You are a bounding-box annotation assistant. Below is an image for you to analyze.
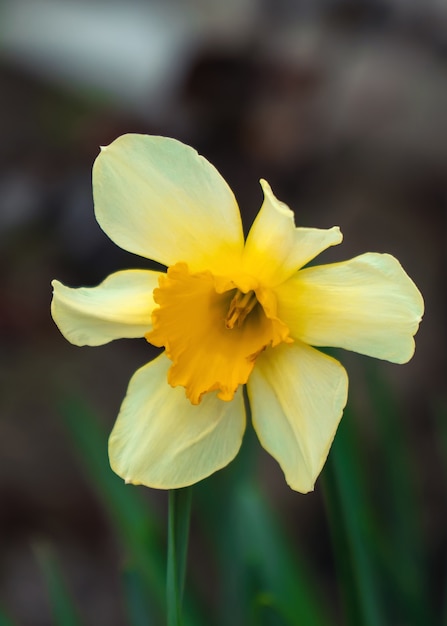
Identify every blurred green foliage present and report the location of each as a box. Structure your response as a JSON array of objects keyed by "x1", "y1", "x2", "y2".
[
  {"x1": 34, "y1": 544, "x2": 84, "y2": 626},
  {"x1": 15, "y1": 368, "x2": 441, "y2": 626},
  {"x1": 0, "y1": 608, "x2": 18, "y2": 626}
]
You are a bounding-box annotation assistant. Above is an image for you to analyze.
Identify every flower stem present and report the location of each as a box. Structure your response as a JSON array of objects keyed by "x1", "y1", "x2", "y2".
[{"x1": 167, "y1": 487, "x2": 193, "y2": 626}]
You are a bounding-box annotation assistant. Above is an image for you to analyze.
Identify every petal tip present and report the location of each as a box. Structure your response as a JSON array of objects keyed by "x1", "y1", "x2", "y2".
[
  {"x1": 288, "y1": 477, "x2": 316, "y2": 494},
  {"x1": 259, "y1": 178, "x2": 271, "y2": 192},
  {"x1": 333, "y1": 226, "x2": 343, "y2": 243}
]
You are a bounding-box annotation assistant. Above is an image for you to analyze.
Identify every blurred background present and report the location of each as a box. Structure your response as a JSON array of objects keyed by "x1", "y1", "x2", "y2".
[{"x1": 0, "y1": 0, "x2": 445, "y2": 624}]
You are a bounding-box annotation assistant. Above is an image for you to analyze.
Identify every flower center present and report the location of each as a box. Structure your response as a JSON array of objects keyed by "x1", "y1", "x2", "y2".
[
  {"x1": 225, "y1": 290, "x2": 258, "y2": 329},
  {"x1": 146, "y1": 263, "x2": 291, "y2": 404}
]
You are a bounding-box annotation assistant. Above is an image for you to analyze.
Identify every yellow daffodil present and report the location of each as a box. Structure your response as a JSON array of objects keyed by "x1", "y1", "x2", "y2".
[{"x1": 51, "y1": 134, "x2": 424, "y2": 492}]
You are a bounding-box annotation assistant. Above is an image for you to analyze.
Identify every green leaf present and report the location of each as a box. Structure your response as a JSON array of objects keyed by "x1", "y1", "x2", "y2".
[
  {"x1": 58, "y1": 395, "x2": 166, "y2": 611},
  {"x1": 58, "y1": 394, "x2": 205, "y2": 626},
  {"x1": 196, "y1": 423, "x2": 329, "y2": 626},
  {"x1": 0, "y1": 607, "x2": 18, "y2": 626},
  {"x1": 322, "y1": 410, "x2": 385, "y2": 626},
  {"x1": 34, "y1": 543, "x2": 84, "y2": 626},
  {"x1": 366, "y1": 364, "x2": 433, "y2": 625},
  {"x1": 122, "y1": 566, "x2": 158, "y2": 626}
]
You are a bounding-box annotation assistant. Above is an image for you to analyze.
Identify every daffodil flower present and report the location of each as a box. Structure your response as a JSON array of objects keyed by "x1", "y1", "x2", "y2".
[{"x1": 51, "y1": 134, "x2": 424, "y2": 492}]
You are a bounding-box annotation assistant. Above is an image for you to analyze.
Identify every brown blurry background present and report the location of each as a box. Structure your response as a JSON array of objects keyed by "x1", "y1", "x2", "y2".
[{"x1": 0, "y1": 1, "x2": 445, "y2": 624}]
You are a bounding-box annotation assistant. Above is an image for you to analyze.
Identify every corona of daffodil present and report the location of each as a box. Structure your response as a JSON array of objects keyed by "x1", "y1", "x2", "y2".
[{"x1": 51, "y1": 134, "x2": 424, "y2": 492}]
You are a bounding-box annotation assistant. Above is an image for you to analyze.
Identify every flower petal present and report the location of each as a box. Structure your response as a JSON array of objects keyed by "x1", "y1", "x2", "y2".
[
  {"x1": 276, "y1": 253, "x2": 424, "y2": 364},
  {"x1": 243, "y1": 180, "x2": 342, "y2": 287},
  {"x1": 247, "y1": 342, "x2": 348, "y2": 493},
  {"x1": 93, "y1": 134, "x2": 244, "y2": 273},
  {"x1": 51, "y1": 269, "x2": 160, "y2": 346},
  {"x1": 109, "y1": 354, "x2": 246, "y2": 489}
]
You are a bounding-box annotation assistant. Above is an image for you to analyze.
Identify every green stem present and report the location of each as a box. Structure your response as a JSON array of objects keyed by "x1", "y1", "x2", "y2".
[{"x1": 167, "y1": 487, "x2": 193, "y2": 626}]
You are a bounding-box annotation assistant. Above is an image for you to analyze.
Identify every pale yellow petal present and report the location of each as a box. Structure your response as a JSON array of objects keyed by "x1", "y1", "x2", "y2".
[
  {"x1": 93, "y1": 134, "x2": 244, "y2": 273},
  {"x1": 243, "y1": 180, "x2": 342, "y2": 287},
  {"x1": 109, "y1": 354, "x2": 246, "y2": 489},
  {"x1": 51, "y1": 269, "x2": 160, "y2": 346},
  {"x1": 247, "y1": 343, "x2": 348, "y2": 493},
  {"x1": 276, "y1": 253, "x2": 424, "y2": 363}
]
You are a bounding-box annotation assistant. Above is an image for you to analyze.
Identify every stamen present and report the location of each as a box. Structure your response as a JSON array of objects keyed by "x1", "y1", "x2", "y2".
[{"x1": 225, "y1": 290, "x2": 258, "y2": 329}]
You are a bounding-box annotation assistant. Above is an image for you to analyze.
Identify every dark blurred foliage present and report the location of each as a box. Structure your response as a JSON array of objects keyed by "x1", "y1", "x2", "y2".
[{"x1": 1, "y1": 1, "x2": 446, "y2": 623}]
